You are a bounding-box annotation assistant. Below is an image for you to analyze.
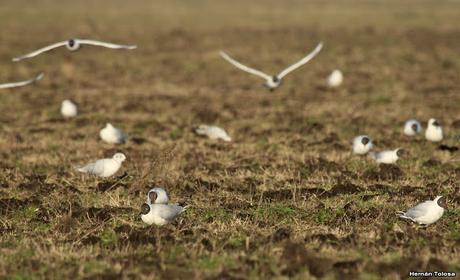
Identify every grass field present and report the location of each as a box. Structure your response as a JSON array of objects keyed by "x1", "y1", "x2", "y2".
[{"x1": 0, "y1": 0, "x2": 460, "y2": 279}]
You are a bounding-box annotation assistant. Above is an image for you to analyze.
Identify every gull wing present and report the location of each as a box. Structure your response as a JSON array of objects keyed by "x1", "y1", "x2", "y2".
[
  {"x1": 156, "y1": 204, "x2": 186, "y2": 221},
  {"x1": 403, "y1": 201, "x2": 432, "y2": 218},
  {"x1": 220, "y1": 51, "x2": 271, "y2": 81},
  {"x1": 13, "y1": 41, "x2": 68, "y2": 61},
  {"x1": 77, "y1": 159, "x2": 106, "y2": 175},
  {"x1": 78, "y1": 39, "x2": 137, "y2": 49},
  {"x1": 0, "y1": 73, "x2": 44, "y2": 89},
  {"x1": 77, "y1": 163, "x2": 97, "y2": 174},
  {"x1": 277, "y1": 42, "x2": 323, "y2": 79}
]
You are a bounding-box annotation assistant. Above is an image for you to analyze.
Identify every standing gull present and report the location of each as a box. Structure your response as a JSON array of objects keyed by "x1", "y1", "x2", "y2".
[
  {"x1": 13, "y1": 39, "x2": 136, "y2": 61},
  {"x1": 77, "y1": 153, "x2": 126, "y2": 178},
  {"x1": 398, "y1": 196, "x2": 445, "y2": 226},
  {"x1": 220, "y1": 43, "x2": 323, "y2": 90},
  {"x1": 100, "y1": 123, "x2": 128, "y2": 144},
  {"x1": 61, "y1": 100, "x2": 78, "y2": 118},
  {"x1": 326, "y1": 69, "x2": 343, "y2": 88},
  {"x1": 425, "y1": 118, "x2": 443, "y2": 142}
]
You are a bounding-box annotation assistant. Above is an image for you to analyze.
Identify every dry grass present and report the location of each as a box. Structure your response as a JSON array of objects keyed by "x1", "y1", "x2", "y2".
[{"x1": 0, "y1": 0, "x2": 460, "y2": 279}]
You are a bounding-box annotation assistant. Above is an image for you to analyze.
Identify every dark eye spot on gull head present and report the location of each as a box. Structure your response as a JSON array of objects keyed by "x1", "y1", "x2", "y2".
[
  {"x1": 149, "y1": 191, "x2": 158, "y2": 203},
  {"x1": 437, "y1": 196, "x2": 447, "y2": 209},
  {"x1": 140, "y1": 203, "x2": 150, "y2": 215}
]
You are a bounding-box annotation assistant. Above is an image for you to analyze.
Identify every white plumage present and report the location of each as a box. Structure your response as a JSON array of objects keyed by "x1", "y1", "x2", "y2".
[
  {"x1": 77, "y1": 153, "x2": 126, "y2": 178},
  {"x1": 403, "y1": 119, "x2": 422, "y2": 136},
  {"x1": 146, "y1": 187, "x2": 170, "y2": 204},
  {"x1": 99, "y1": 123, "x2": 128, "y2": 144},
  {"x1": 140, "y1": 188, "x2": 188, "y2": 226},
  {"x1": 398, "y1": 196, "x2": 444, "y2": 225},
  {"x1": 194, "y1": 125, "x2": 232, "y2": 142},
  {"x1": 371, "y1": 148, "x2": 402, "y2": 164},
  {"x1": 352, "y1": 135, "x2": 373, "y2": 155},
  {"x1": 425, "y1": 118, "x2": 443, "y2": 142},
  {"x1": 61, "y1": 100, "x2": 78, "y2": 118},
  {"x1": 220, "y1": 43, "x2": 323, "y2": 90},
  {"x1": 13, "y1": 38, "x2": 136, "y2": 61},
  {"x1": 326, "y1": 69, "x2": 343, "y2": 88},
  {"x1": 0, "y1": 73, "x2": 44, "y2": 89}
]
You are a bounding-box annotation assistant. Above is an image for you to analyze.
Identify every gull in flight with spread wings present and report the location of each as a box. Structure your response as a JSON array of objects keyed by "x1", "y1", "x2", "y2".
[
  {"x1": 13, "y1": 38, "x2": 137, "y2": 61},
  {"x1": 220, "y1": 42, "x2": 323, "y2": 90},
  {"x1": 0, "y1": 73, "x2": 44, "y2": 89}
]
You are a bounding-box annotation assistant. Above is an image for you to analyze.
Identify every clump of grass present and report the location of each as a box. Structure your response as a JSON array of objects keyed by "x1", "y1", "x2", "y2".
[
  {"x1": 203, "y1": 208, "x2": 231, "y2": 222},
  {"x1": 100, "y1": 229, "x2": 118, "y2": 247},
  {"x1": 194, "y1": 255, "x2": 236, "y2": 271},
  {"x1": 316, "y1": 208, "x2": 334, "y2": 224},
  {"x1": 170, "y1": 128, "x2": 183, "y2": 140},
  {"x1": 253, "y1": 205, "x2": 297, "y2": 223}
]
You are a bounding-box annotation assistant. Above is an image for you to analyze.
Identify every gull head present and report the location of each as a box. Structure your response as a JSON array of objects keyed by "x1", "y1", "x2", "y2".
[
  {"x1": 147, "y1": 187, "x2": 169, "y2": 204},
  {"x1": 435, "y1": 196, "x2": 446, "y2": 208},
  {"x1": 105, "y1": 123, "x2": 115, "y2": 129},
  {"x1": 66, "y1": 39, "x2": 81, "y2": 51},
  {"x1": 404, "y1": 119, "x2": 422, "y2": 136},
  {"x1": 361, "y1": 136, "x2": 370, "y2": 145},
  {"x1": 353, "y1": 135, "x2": 373, "y2": 155},
  {"x1": 140, "y1": 203, "x2": 150, "y2": 215},
  {"x1": 112, "y1": 153, "x2": 126, "y2": 163},
  {"x1": 428, "y1": 118, "x2": 441, "y2": 127},
  {"x1": 264, "y1": 76, "x2": 280, "y2": 90},
  {"x1": 396, "y1": 148, "x2": 405, "y2": 158},
  {"x1": 62, "y1": 99, "x2": 74, "y2": 107}
]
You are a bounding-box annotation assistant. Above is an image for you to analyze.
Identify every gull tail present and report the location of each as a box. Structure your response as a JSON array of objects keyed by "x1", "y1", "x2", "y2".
[
  {"x1": 181, "y1": 205, "x2": 190, "y2": 213},
  {"x1": 75, "y1": 165, "x2": 89, "y2": 173},
  {"x1": 397, "y1": 211, "x2": 416, "y2": 222},
  {"x1": 76, "y1": 167, "x2": 86, "y2": 173}
]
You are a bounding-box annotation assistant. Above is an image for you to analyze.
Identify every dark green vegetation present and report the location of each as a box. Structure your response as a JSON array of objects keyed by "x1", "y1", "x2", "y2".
[{"x1": 0, "y1": 0, "x2": 459, "y2": 279}]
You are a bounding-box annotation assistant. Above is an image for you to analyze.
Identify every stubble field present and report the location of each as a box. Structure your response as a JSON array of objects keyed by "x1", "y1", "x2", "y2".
[{"x1": 0, "y1": 0, "x2": 459, "y2": 279}]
